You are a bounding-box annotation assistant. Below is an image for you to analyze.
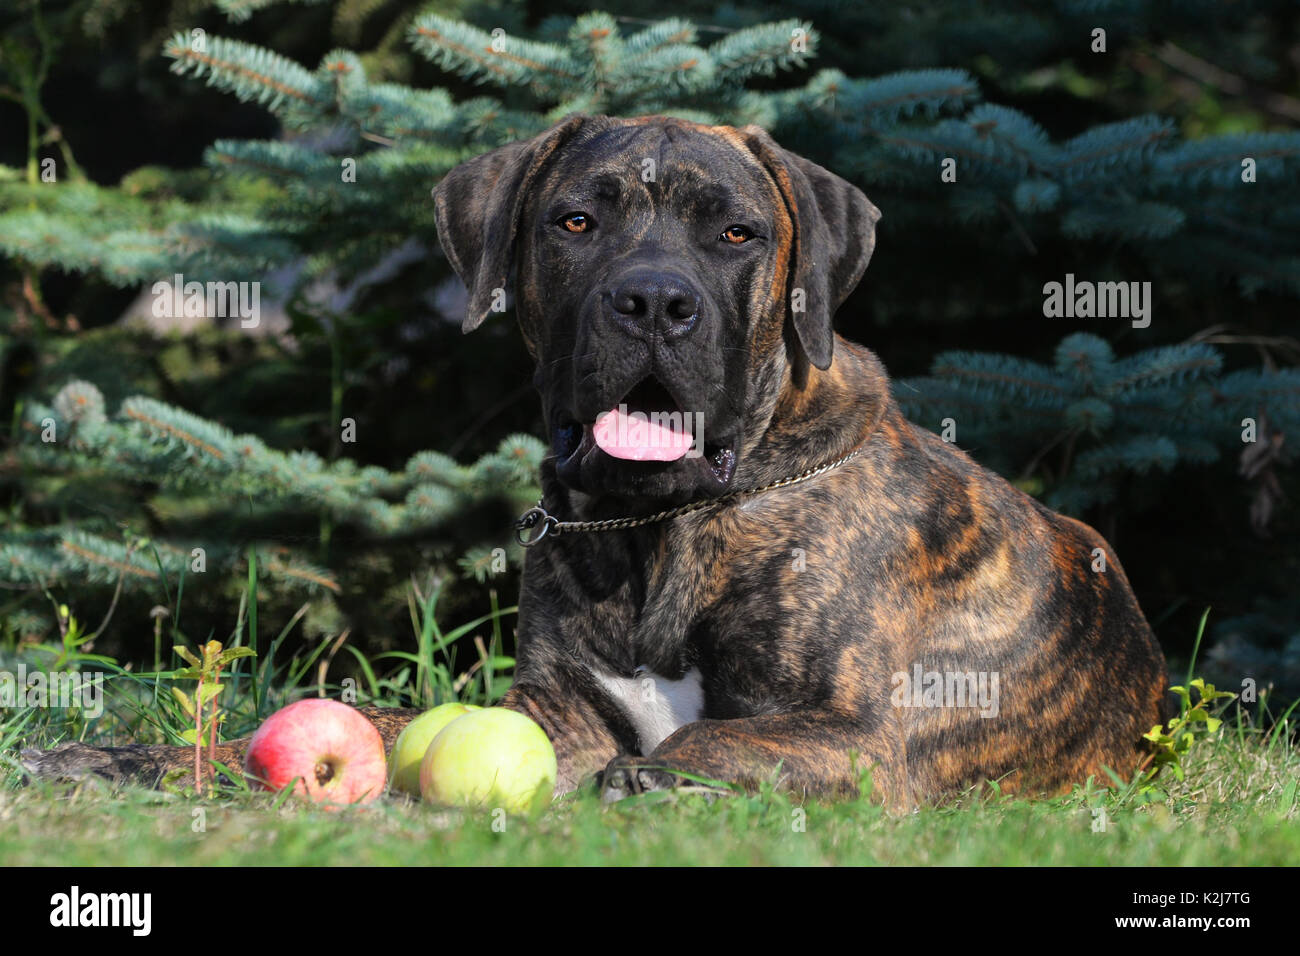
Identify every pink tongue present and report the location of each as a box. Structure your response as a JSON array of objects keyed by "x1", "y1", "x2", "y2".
[{"x1": 593, "y1": 407, "x2": 693, "y2": 461}]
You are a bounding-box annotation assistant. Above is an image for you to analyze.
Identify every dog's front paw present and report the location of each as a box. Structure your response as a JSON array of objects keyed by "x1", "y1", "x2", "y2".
[{"x1": 599, "y1": 755, "x2": 683, "y2": 803}]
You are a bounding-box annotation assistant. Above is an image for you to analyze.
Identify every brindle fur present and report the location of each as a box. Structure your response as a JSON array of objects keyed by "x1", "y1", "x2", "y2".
[{"x1": 19, "y1": 116, "x2": 1169, "y2": 809}]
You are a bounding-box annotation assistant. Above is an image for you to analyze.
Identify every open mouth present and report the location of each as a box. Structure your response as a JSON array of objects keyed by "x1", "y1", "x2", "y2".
[
  {"x1": 553, "y1": 376, "x2": 737, "y2": 486},
  {"x1": 612, "y1": 375, "x2": 681, "y2": 426}
]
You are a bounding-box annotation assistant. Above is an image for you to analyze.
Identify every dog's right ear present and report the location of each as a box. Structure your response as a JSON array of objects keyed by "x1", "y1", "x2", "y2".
[{"x1": 433, "y1": 115, "x2": 588, "y2": 333}]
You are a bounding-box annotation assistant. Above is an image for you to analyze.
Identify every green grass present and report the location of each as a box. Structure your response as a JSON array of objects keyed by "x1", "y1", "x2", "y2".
[
  {"x1": 1, "y1": 731, "x2": 1297, "y2": 865},
  {"x1": 2, "y1": 584, "x2": 1297, "y2": 866}
]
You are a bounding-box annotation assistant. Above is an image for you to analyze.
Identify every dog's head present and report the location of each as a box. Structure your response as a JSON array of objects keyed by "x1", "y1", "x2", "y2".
[{"x1": 434, "y1": 115, "x2": 879, "y2": 504}]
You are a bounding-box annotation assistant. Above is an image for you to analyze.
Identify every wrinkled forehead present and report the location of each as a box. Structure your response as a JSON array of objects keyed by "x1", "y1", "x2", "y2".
[{"x1": 533, "y1": 121, "x2": 778, "y2": 216}]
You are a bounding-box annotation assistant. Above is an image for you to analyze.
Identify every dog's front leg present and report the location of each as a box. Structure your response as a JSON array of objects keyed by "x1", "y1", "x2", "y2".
[{"x1": 599, "y1": 710, "x2": 912, "y2": 811}]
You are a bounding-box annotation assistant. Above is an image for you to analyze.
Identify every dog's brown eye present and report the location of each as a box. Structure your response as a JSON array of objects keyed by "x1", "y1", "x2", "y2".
[
  {"x1": 720, "y1": 225, "x2": 752, "y2": 244},
  {"x1": 559, "y1": 213, "x2": 590, "y2": 234}
]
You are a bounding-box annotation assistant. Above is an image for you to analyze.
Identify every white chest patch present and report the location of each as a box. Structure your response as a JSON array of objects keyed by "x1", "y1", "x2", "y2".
[{"x1": 592, "y1": 666, "x2": 705, "y2": 755}]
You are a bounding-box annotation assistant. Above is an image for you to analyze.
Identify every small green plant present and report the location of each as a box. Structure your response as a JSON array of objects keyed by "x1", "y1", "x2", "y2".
[
  {"x1": 28, "y1": 603, "x2": 116, "y2": 672},
  {"x1": 1140, "y1": 677, "x2": 1239, "y2": 784},
  {"x1": 1124, "y1": 608, "x2": 1238, "y2": 799},
  {"x1": 171, "y1": 639, "x2": 255, "y2": 795}
]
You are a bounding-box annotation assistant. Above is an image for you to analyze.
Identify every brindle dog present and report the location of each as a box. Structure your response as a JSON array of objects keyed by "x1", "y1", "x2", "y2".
[{"x1": 21, "y1": 115, "x2": 1169, "y2": 809}]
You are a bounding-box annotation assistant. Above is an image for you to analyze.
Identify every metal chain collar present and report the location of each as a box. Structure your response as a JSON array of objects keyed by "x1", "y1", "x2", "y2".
[{"x1": 514, "y1": 443, "x2": 866, "y2": 547}]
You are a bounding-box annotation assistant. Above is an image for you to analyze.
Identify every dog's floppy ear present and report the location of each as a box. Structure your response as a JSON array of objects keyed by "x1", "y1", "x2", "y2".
[
  {"x1": 739, "y1": 125, "x2": 880, "y2": 371},
  {"x1": 433, "y1": 115, "x2": 587, "y2": 333}
]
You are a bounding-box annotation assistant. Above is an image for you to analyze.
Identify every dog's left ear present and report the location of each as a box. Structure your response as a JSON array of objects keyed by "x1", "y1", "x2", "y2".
[
  {"x1": 433, "y1": 115, "x2": 588, "y2": 333},
  {"x1": 739, "y1": 126, "x2": 880, "y2": 370}
]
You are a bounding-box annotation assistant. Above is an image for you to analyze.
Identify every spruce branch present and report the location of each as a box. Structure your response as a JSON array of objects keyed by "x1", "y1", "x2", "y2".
[
  {"x1": 827, "y1": 68, "x2": 979, "y2": 122},
  {"x1": 409, "y1": 14, "x2": 581, "y2": 98},
  {"x1": 623, "y1": 17, "x2": 697, "y2": 55},
  {"x1": 1055, "y1": 116, "x2": 1176, "y2": 183},
  {"x1": 163, "y1": 33, "x2": 332, "y2": 122},
  {"x1": 707, "y1": 19, "x2": 816, "y2": 83}
]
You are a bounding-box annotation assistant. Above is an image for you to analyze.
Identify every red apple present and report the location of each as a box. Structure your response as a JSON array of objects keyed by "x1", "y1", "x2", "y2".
[{"x1": 244, "y1": 699, "x2": 387, "y2": 808}]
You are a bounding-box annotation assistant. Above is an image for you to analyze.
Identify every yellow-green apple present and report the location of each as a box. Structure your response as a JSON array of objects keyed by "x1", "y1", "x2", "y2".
[
  {"x1": 387, "y1": 701, "x2": 481, "y2": 796},
  {"x1": 420, "y1": 707, "x2": 557, "y2": 813},
  {"x1": 244, "y1": 699, "x2": 386, "y2": 808}
]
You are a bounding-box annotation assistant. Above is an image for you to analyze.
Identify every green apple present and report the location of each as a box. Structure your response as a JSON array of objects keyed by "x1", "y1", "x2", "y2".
[
  {"x1": 387, "y1": 702, "x2": 481, "y2": 796},
  {"x1": 420, "y1": 708, "x2": 557, "y2": 813}
]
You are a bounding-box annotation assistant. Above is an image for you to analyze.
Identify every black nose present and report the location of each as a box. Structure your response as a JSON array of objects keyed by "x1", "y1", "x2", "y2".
[{"x1": 610, "y1": 271, "x2": 700, "y2": 340}]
